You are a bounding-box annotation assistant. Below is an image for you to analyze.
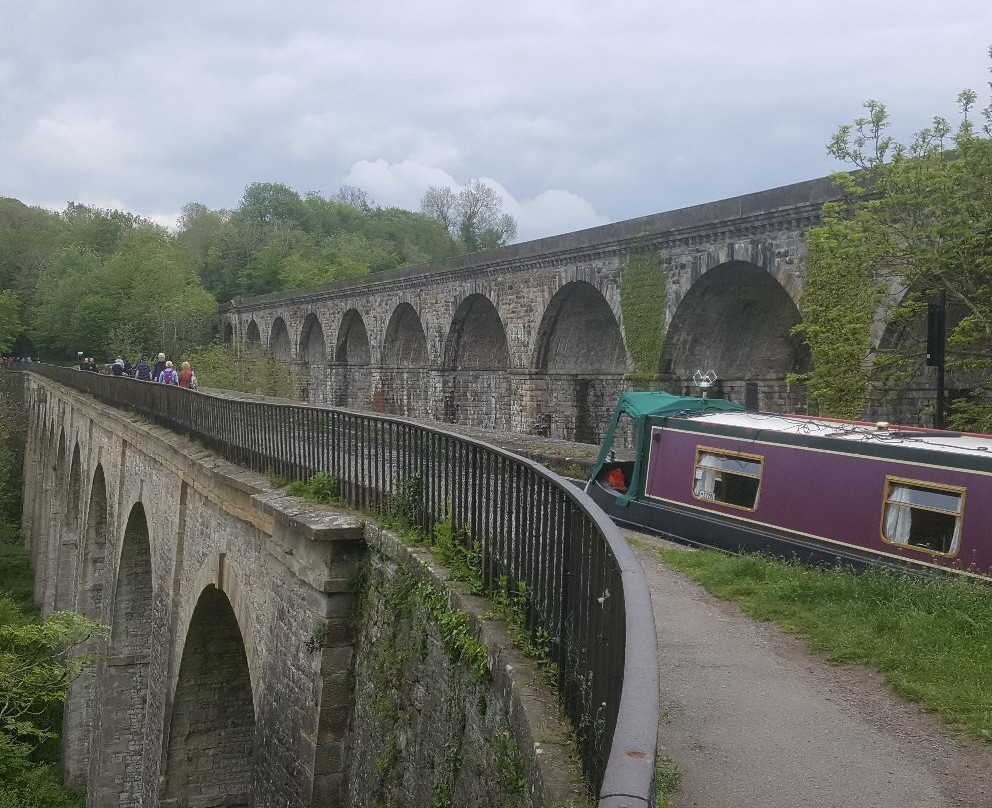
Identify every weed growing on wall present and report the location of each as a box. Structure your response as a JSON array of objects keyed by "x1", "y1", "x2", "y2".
[
  {"x1": 619, "y1": 241, "x2": 668, "y2": 386},
  {"x1": 286, "y1": 472, "x2": 339, "y2": 505},
  {"x1": 381, "y1": 473, "x2": 424, "y2": 533},
  {"x1": 414, "y1": 582, "x2": 489, "y2": 681},
  {"x1": 428, "y1": 516, "x2": 483, "y2": 594}
]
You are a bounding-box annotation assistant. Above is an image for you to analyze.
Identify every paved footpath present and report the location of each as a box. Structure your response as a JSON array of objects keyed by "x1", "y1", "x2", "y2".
[{"x1": 630, "y1": 533, "x2": 992, "y2": 808}]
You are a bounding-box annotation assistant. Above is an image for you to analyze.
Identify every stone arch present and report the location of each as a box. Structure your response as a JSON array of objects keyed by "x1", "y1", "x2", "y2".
[
  {"x1": 63, "y1": 463, "x2": 110, "y2": 786},
  {"x1": 660, "y1": 260, "x2": 808, "y2": 409},
  {"x1": 534, "y1": 281, "x2": 626, "y2": 374},
  {"x1": 441, "y1": 294, "x2": 510, "y2": 429},
  {"x1": 869, "y1": 289, "x2": 977, "y2": 425},
  {"x1": 246, "y1": 319, "x2": 262, "y2": 349},
  {"x1": 299, "y1": 312, "x2": 327, "y2": 364},
  {"x1": 55, "y1": 443, "x2": 83, "y2": 610},
  {"x1": 375, "y1": 303, "x2": 429, "y2": 416},
  {"x1": 92, "y1": 502, "x2": 155, "y2": 808},
  {"x1": 331, "y1": 309, "x2": 372, "y2": 408},
  {"x1": 223, "y1": 321, "x2": 235, "y2": 344},
  {"x1": 335, "y1": 309, "x2": 371, "y2": 365},
  {"x1": 382, "y1": 302, "x2": 428, "y2": 367},
  {"x1": 162, "y1": 585, "x2": 255, "y2": 806},
  {"x1": 299, "y1": 313, "x2": 328, "y2": 403},
  {"x1": 530, "y1": 281, "x2": 627, "y2": 443},
  {"x1": 269, "y1": 316, "x2": 291, "y2": 360},
  {"x1": 40, "y1": 428, "x2": 69, "y2": 612}
]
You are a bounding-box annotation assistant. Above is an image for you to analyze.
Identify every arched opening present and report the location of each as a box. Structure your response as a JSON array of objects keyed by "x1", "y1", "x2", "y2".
[
  {"x1": 223, "y1": 321, "x2": 235, "y2": 345},
  {"x1": 442, "y1": 294, "x2": 510, "y2": 429},
  {"x1": 532, "y1": 281, "x2": 627, "y2": 443},
  {"x1": 162, "y1": 585, "x2": 255, "y2": 806},
  {"x1": 40, "y1": 429, "x2": 69, "y2": 612},
  {"x1": 660, "y1": 261, "x2": 808, "y2": 410},
  {"x1": 246, "y1": 320, "x2": 262, "y2": 350},
  {"x1": 299, "y1": 313, "x2": 327, "y2": 364},
  {"x1": 375, "y1": 303, "x2": 429, "y2": 416},
  {"x1": 382, "y1": 303, "x2": 427, "y2": 367},
  {"x1": 63, "y1": 464, "x2": 109, "y2": 787},
  {"x1": 55, "y1": 444, "x2": 82, "y2": 610},
  {"x1": 332, "y1": 309, "x2": 372, "y2": 408},
  {"x1": 91, "y1": 503, "x2": 154, "y2": 807},
  {"x1": 299, "y1": 313, "x2": 328, "y2": 403},
  {"x1": 870, "y1": 292, "x2": 977, "y2": 426},
  {"x1": 269, "y1": 317, "x2": 291, "y2": 361},
  {"x1": 335, "y1": 309, "x2": 371, "y2": 365}
]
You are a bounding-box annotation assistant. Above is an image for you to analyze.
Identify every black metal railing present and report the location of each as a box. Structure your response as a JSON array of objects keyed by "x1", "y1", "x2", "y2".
[{"x1": 31, "y1": 366, "x2": 657, "y2": 807}]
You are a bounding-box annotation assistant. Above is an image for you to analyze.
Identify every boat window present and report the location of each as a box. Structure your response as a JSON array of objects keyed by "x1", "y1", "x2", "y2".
[
  {"x1": 692, "y1": 448, "x2": 762, "y2": 510},
  {"x1": 882, "y1": 478, "x2": 964, "y2": 555}
]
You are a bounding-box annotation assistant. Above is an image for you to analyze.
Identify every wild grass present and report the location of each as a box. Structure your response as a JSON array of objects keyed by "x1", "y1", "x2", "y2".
[{"x1": 653, "y1": 547, "x2": 992, "y2": 741}]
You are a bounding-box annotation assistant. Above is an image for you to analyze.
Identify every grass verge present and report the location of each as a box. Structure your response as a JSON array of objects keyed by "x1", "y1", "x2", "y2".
[{"x1": 650, "y1": 546, "x2": 992, "y2": 741}]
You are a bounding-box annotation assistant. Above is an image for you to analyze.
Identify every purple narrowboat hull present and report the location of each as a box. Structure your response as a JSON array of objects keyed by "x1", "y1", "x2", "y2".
[{"x1": 588, "y1": 404, "x2": 992, "y2": 578}]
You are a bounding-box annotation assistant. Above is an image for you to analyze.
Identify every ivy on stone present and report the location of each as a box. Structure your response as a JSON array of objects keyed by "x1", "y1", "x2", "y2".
[{"x1": 618, "y1": 241, "x2": 668, "y2": 385}]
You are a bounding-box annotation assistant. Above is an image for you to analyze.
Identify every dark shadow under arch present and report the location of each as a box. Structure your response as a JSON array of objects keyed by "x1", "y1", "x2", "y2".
[
  {"x1": 163, "y1": 585, "x2": 255, "y2": 806},
  {"x1": 246, "y1": 320, "x2": 261, "y2": 348},
  {"x1": 63, "y1": 463, "x2": 109, "y2": 787},
  {"x1": 661, "y1": 261, "x2": 808, "y2": 407},
  {"x1": 269, "y1": 317, "x2": 291, "y2": 360},
  {"x1": 91, "y1": 502, "x2": 154, "y2": 807},
  {"x1": 382, "y1": 303, "x2": 427, "y2": 367},
  {"x1": 531, "y1": 281, "x2": 626, "y2": 443},
  {"x1": 335, "y1": 309, "x2": 371, "y2": 365},
  {"x1": 441, "y1": 294, "x2": 510, "y2": 427}
]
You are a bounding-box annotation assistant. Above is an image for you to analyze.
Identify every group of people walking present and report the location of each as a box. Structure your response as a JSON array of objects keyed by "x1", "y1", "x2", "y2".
[{"x1": 84, "y1": 352, "x2": 199, "y2": 389}]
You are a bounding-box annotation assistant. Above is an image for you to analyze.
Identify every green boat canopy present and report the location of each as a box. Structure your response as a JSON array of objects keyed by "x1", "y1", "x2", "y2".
[{"x1": 590, "y1": 391, "x2": 745, "y2": 506}]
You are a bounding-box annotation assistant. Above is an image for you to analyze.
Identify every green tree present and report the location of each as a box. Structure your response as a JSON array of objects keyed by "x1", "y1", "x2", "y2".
[
  {"x1": 0, "y1": 200, "x2": 64, "y2": 315},
  {"x1": 797, "y1": 49, "x2": 992, "y2": 426},
  {"x1": 0, "y1": 291, "x2": 21, "y2": 354},
  {"x1": 0, "y1": 603, "x2": 103, "y2": 777},
  {"x1": 32, "y1": 226, "x2": 216, "y2": 360}
]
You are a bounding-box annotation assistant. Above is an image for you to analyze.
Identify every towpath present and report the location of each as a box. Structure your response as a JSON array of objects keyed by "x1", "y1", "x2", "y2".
[{"x1": 630, "y1": 531, "x2": 992, "y2": 808}]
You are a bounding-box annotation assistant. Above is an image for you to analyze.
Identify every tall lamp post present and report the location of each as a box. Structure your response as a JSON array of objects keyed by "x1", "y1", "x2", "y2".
[{"x1": 926, "y1": 290, "x2": 946, "y2": 429}]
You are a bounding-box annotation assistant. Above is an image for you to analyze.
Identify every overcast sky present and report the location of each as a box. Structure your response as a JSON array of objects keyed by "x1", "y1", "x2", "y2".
[{"x1": 2, "y1": 1, "x2": 990, "y2": 242}]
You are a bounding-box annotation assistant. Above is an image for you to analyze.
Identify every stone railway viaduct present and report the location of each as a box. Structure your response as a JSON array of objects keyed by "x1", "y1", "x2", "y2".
[{"x1": 222, "y1": 176, "x2": 841, "y2": 445}]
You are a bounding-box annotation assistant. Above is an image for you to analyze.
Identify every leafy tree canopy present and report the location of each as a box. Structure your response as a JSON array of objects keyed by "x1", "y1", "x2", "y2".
[
  {"x1": 797, "y1": 47, "x2": 992, "y2": 427},
  {"x1": 0, "y1": 291, "x2": 21, "y2": 355},
  {"x1": 0, "y1": 602, "x2": 104, "y2": 778}
]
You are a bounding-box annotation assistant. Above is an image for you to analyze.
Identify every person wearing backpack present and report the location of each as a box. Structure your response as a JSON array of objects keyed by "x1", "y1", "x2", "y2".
[
  {"x1": 135, "y1": 356, "x2": 152, "y2": 381},
  {"x1": 157, "y1": 360, "x2": 179, "y2": 385}
]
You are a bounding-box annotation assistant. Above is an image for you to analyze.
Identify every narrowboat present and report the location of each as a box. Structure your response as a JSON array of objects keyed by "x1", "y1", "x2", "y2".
[{"x1": 585, "y1": 392, "x2": 992, "y2": 578}]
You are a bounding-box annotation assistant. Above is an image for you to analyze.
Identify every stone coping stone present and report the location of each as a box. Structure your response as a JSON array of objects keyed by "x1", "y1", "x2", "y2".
[{"x1": 253, "y1": 490, "x2": 365, "y2": 543}]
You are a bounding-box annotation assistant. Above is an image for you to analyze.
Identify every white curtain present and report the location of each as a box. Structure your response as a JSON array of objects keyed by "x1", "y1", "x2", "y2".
[
  {"x1": 693, "y1": 454, "x2": 722, "y2": 500},
  {"x1": 883, "y1": 485, "x2": 914, "y2": 542}
]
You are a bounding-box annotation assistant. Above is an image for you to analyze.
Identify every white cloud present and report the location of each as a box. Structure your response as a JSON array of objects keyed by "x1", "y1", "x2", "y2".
[
  {"x1": 339, "y1": 162, "x2": 608, "y2": 242},
  {"x1": 1, "y1": 0, "x2": 991, "y2": 241}
]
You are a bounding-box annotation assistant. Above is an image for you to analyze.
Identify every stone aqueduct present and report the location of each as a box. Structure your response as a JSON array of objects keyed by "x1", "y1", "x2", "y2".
[
  {"x1": 22, "y1": 375, "x2": 363, "y2": 806},
  {"x1": 222, "y1": 176, "x2": 839, "y2": 444}
]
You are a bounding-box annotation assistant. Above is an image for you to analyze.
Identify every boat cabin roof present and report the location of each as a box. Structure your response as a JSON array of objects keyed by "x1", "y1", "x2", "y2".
[{"x1": 666, "y1": 410, "x2": 992, "y2": 461}]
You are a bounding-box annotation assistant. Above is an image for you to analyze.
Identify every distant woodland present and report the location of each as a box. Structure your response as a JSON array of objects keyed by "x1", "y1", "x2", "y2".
[{"x1": 0, "y1": 181, "x2": 514, "y2": 363}]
